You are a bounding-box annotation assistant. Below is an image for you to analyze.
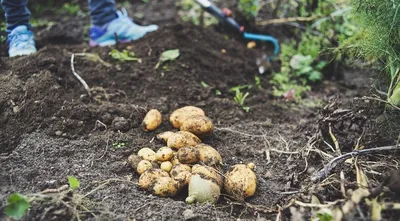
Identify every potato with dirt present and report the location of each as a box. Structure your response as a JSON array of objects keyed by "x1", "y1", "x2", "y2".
[
  {"x1": 167, "y1": 131, "x2": 201, "y2": 149},
  {"x1": 160, "y1": 161, "x2": 173, "y2": 172},
  {"x1": 180, "y1": 115, "x2": 214, "y2": 137},
  {"x1": 142, "y1": 109, "x2": 162, "y2": 131},
  {"x1": 156, "y1": 131, "x2": 175, "y2": 143},
  {"x1": 155, "y1": 146, "x2": 174, "y2": 161},
  {"x1": 169, "y1": 106, "x2": 205, "y2": 129},
  {"x1": 186, "y1": 165, "x2": 222, "y2": 204},
  {"x1": 196, "y1": 144, "x2": 222, "y2": 166},
  {"x1": 138, "y1": 169, "x2": 170, "y2": 190},
  {"x1": 127, "y1": 154, "x2": 142, "y2": 170},
  {"x1": 177, "y1": 146, "x2": 200, "y2": 164},
  {"x1": 138, "y1": 147, "x2": 156, "y2": 161},
  {"x1": 224, "y1": 164, "x2": 257, "y2": 199},
  {"x1": 136, "y1": 160, "x2": 153, "y2": 174},
  {"x1": 170, "y1": 164, "x2": 192, "y2": 186},
  {"x1": 152, "y1": 177, "x2": 182, "y2": 197}
]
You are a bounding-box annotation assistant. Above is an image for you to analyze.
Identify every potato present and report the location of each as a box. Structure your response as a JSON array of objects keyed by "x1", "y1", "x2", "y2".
[
  {"x1": 170, "y1": 164, "x2": 192, "y2": 186},
  {"x1": 171, "y1": 156, "x2": 181, "y2": 166},
  {"x1": 156, "y1": 131, "x2": 175, "y2": 143},
  {"x1": 186, "y1": 174, "x2": 220, "y2": 204},
  {"x1": 224, "y1": 164, "x2": 257, "y2": 199},
  {"x1": 137, "y1": 160, "x2": 153, "y2": 174},
  {"x1": 152, "y1": 177, "x2": 182, "y2": 197},
  {"x1": 155, "y1": 147, "x2": 174, "y2": 161},
  {"x1": 196, "y1": 144, "x2": 222, "y2": 166},
  {"x1": 192, "y1": 164, "x2": 223, "y2": 187},
  {"x1": 169, "y1": 106, "x2": 205, "y2": 129},
  {"x1": 127, "y1": 154, "x2": 142, "y2": 170},
  {"x1": 177, "y1": 146, "x2": 200, "y2": 164},
  {"x1": 139, "y1": 169, "x2": 170, "y2": 190},
  {"x1": 167, "y1": 131, "x2": 201, "y2": 150},
  {"x1": 138, "y1": 147, "x2": 156, "y2": 161},
  {"x1": 142, "y1": 109, "x2": 162, "y2": 131},
  {"x1": 160, "y1": 161, "x2": 173, "y2": 172},
  {"x1": 180, "y1": 115, "x2": 214, "y2": 137}
]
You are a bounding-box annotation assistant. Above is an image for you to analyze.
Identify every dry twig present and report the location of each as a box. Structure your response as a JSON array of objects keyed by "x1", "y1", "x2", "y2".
[
  {"x1": 256, "y1": 15, "x2": 321, "y2": 26},
  {"x1": 71, "y1": 53, "x2": 91, "y2": 96}
]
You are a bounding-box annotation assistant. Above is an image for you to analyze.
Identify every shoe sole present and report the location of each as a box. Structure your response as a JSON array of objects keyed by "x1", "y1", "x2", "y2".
[{"x1": 89, "y1": 39, "x2": 132, "y2": 47}]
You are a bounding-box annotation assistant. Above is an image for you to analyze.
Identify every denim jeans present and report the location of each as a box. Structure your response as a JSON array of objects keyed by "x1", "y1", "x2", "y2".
[{"x1": 1, "y1": 0, "x2": 117, "y2": 32}]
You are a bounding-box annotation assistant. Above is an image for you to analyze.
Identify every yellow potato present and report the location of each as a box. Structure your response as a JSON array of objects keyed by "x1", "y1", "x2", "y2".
[
  {"x1": 169, "y1": 106, "x2": 205, "y2": 129},
  {"x1": 186, "y1": 174, "x2": 220, "y2": 204},
  {"x1": 156, "y1": 131, "x2": 175, "y2": 143},
  {"x1": 167, "y1": 131, "x2": 201, "y2": 150},
  {"x1": 192, "y1": 164, "x2": 223, "y2": 187},
  {"x1": 137, "y1": 160, "x2": 153, "y2": 174},
  {"x1": 170, "y1": 164, "x2": 192, "y2": 186},
  {"x1": 151, "y1": 177, "x2": 182, "y2": 197},
  {"x1": 160, "y1": 161, "x2": 173, "y2": 172},
  {"x1": 196, "y1": 144, "x2": 222, "y2": 166},
  {"x1": 224, "y1": 164, "x2": 257, "y2": 199},
  {"x1": 138, "y1": 169, "x2": 170, "y2": 190},
  {"x1": 127, "y1": 154, "x2": 142, "y2": 170},
  {"x1": 142, "y1": 109, "x2": 162, "y2": 131},
  {"x1": 180, "y1": 115, "x2": 214, "y2": 137},
  {"x1": 170, "y1": 156, "x2": 181, "y2": 166},
  {"x1": 137, "y1": 147, "x2": 156, "y2": 161},
  {"x1": 177, "y1": 146, "x2": 200, "y2": 164},
  {"x1": 155, "y1": 147, "x2": 174, "y2": 161}
]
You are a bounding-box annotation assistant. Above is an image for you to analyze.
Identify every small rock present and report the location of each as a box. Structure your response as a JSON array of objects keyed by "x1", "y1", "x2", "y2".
[
  {"x1": 55, "y1": 131, "x2": 63, "y2": 136},
  {"x1": 112, "y1": 117, "x2": 130, "y2": 132},
  {"x1": 183, "y1": 209, "x2": 197, "y2": 220}
]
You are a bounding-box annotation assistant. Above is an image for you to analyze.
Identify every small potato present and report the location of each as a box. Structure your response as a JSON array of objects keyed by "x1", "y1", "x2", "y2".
[
  {"x1": 186, "y1": 174, "x2": 220, "y2": 204},
  {"x1": 156, "y1": 131, "x2": 175, "y2": 143},
  {"x1": 224, "y1": 164, "x2": 257, "y2": 199},
  {"x1": 137, "y1": 160, "x2": 153, "y2": 174},
  {"x1": 139, "y1": 169, "x2": 170, "y2": 190},
  {"x1": 171, "y1": 156, "x2": 181, "y2": 166},
  {"x1": 170, "y1": 164, "x2": 192, "y2": 186},
  {"x1": 167, "y1": 132, "x2": 201, "y2": 150},
  {"x1": 155, "y1": 147, "x2": 174, "y2": 161},
  {"x1": 177, "y1": 146, "x2": 200, "y2": 164},
  {"x1": 142, "y1": 109, "x2": 162, "y2": 131},
  {"x1": 138, "y1": 147, "x2": 156, "y2": 161},
  {"x1": 180, "y1": 115, "x2": 214, "y2": 137},
  {"x1": 192, "y1": 164, "x2": 223, "y2": 187},
  {"x1": 152, "y1": 177, "x2": 182, "y2": 197},
  {"x1": 127, "y1": 154, "x2": 142, "y2": 170},
  {"x1": 169, "y1": 106, "x2": 205, "y2": 129},
  {"x1": 160, "y1": 161, "x2": 173, "y2": 172},
  {"x1": 196, "y1": 144, "x2": 222, "y2": 166}
]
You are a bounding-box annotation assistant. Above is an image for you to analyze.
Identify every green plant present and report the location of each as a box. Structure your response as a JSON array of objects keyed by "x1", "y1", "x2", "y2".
[
  {"x1": 112, "y1": 141, "x2": 127, "y2": 149},
  {"x1": 238, "y1": 0, "x2": 260, "y2": 20},
  {"x1": 68, "y1": 176, "x2": 80, "y2": 191},
  {"x1": 109, "y1": 49, "x2": 139, "y2": 62},
  {"x1": 176, "y1": 0, "x2": 218, "y2": 26},
  {"x1": 4, "y1": 193, "x2": 30, "y2": 220},
  {"x1": 232, "y1": 88, "x2": 250, "y2": 112},
  {"x1": 155, "y1": 49, "x2": 180, "y2": 69},
  {"x1": 61, "y1": 3, "x2": 80, "y2": 15},
  {"x1": 254, "y1": 76, "x2": 262, "y2": 89}
]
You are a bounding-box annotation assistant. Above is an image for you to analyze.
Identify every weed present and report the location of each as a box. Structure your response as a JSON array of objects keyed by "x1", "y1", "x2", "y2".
[
  {"x1": 62, "y1": 3, "x2": 80, "y2": 15},
  {"x1": 215, "y1": 89, "x2": 222, "y2": 95},
  {"x1": 109, "y1": 49, "x2": 139, "y2": 62},
  {"x1": 238, "y1": 0, "x2": 260, "y2": 20},
  {"x1": 176, "y1": 0, "x2": 218, "y2": 26},
  {"x1": 68, "y1": 176, "x2": 80, "y2": 191},
  {"x1": 155, "y1": 49, "x2": 180, "y2": 70},
  {"x1": 232, "y1": 88, "x2": 250, "y2": 112},
  {"x1": 112, "y1": 141, "x2": 127, "y2": 149},
  {"x1": 254, "y1": 76, "x2": 262, "y2": 89},
  {"x1": 201, "y1": 81, "x2": 209, "y2": 88},
  {"x1": 4, "y1": 193, "x2": 30, "y2": 220}
]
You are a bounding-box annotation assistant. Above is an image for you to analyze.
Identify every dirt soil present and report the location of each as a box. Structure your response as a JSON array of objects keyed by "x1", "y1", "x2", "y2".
[{"x1": 1, "y1": 1, "x2": 399, "y2": 221}]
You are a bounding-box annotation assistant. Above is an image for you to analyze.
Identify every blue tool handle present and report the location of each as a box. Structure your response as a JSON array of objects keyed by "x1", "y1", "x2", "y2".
[{"x1": 243, "y1": 32, "x2": 280, "y2": 60}]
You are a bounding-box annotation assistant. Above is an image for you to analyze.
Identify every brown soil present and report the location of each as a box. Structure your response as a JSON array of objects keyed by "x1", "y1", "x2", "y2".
[{"x1": 1, "y1": 1, "x2": 399, "y2": 221}]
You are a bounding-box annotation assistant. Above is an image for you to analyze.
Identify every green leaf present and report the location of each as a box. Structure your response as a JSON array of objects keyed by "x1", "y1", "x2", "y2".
[
  {"x1": 201, "y1": 81, "x2": 209, "y2": 88},
  {"x1": 68, "y1": 176, "x2": 80, "y2": 191},
  {"x1": 308, "y1": 70, "x2": 323, "y2": 82},
  {"x1": 109, "y1": 49, "x2": 138, "y2": 62},
  {"x1": 215, "y1": 89, "x2": 221, "y2": 95},
  {"x1": 155, "y1": 49, "x2": 180, "y2": 69},
  {"x1": 5, "y1": 193, "x2": 30, "y2": 220}
]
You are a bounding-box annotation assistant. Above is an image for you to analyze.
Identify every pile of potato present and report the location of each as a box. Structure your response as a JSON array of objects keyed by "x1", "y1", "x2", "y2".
[{"x1": 128, "y1": 106, "x2": 257, "y2": 204}]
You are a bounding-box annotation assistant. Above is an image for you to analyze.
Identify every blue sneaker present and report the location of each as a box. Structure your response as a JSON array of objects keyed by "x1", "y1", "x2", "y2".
[
  {"x1": 7, "y1": 25, "x2": 37, "y2": 57},
  {"x1": 89, "y1": 8, "x2": 158, "y2": 47}
]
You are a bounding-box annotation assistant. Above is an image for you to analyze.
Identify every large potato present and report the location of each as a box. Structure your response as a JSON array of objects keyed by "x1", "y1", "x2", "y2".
[
  {"x1": 177, "y1": 146, "x2": 200, "y2": 164},
  {"x1": 224, "y1": 164, "x2": 257, "y2": 199},
  {"x1": 138, "y1": 169, "x2": 170, "y2": 190},
  {"x1": 156, "y1": 131, "x2": 175, "y2": 143},
  {"x1": 196, "y1": 144, "x2": 222, "y2": 166},
  {"x1": 142, "y1": 109, "x2": 162, "y2": 131},
  {"x1": 167, "y1": 131, "x2": 201, "y2": 149},
  {"x1": 180, "y1": 115, "x2": 214, "y2": 137},
  {"x1": 155, "y1": 147, "x2": 174, "y2": 162},
  {"x1": 152, "y1": 177, "x2": 182, "y2": 197},
  {"x1": 169, "y1": 106, "x2": 205, "y2": 129},
  {"x1": 192, "y1": 164, "x2": 223, "y2": 187},
  {"x1": 138, "y1": 147, "x2": 156, "y2": 161},
  {"x1": 137, "y1": 160, "x2": 153, "y2": 174},
  {"x1": 186, "y1": 174, "x2": 220, "y2": 204}
]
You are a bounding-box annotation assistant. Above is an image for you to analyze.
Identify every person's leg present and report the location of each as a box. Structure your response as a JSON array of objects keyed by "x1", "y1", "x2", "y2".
[
  {"x1": 88, "y1": 0, "x2": 117, "y2": 27},
  {"x1": 1, "y1": 0, "x2": 31, "y2": 32},
  {"x1": 1, "y1": 0, "x2": 36, "y2": 57},
  {"x1": 87, "y1": 0, "x2": 158, "y2": 47}
]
